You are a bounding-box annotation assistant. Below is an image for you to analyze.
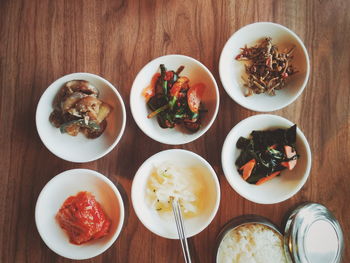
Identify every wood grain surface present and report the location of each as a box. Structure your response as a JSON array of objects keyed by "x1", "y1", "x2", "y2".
[{"x1": 0, "y1": 0, "x2": 349, "y2": 262}]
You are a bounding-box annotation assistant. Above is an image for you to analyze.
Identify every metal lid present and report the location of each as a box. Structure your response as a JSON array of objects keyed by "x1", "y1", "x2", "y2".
[{"x1": 284, "y1": 203, "x2": 344, "y2": 263}]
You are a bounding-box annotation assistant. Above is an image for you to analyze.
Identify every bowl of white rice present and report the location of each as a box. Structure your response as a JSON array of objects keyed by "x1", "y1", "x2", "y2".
[{"x1": 216, "y1": 215, "x2": 287, "y2": 263}]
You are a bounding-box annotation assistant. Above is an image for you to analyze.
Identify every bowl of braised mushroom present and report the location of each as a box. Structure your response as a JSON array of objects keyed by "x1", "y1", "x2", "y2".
[{"x1": 36, "y1": 73, "x2": 126, "y2": 163}]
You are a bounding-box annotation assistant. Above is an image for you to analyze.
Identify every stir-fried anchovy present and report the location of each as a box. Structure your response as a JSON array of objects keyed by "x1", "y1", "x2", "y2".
[{"x1": 236, "y1": 37, "x2": 297, "y2": 96}]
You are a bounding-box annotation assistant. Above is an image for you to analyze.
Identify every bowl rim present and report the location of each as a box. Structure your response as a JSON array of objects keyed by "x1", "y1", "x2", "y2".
[
  {"x1": 35, "y1": 72, "x2": 127, "y2": 163},
  {"x1": 130, "y1": 54, "x2": 220, "y2": 145},
  {"x1": 219, "y1": 22, "x2": 310, "y2": 112},
  {"x1": 34, "y1": 168, "x2": 125, "y2": 260},
  {"x1": 131, "y1": 149, "x2": 221, "y2": 239},
  {"x1": 221, "y1": 114, "x2": 312, "y2": 204}
]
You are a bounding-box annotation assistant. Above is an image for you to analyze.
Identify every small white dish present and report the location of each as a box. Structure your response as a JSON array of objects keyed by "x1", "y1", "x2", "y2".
[
  {"x1": 131, "y1": 149, "x2": 221, "y2": 239},
  {"x1": 130, "y1": 54, "x2": 219, "y2": 145},
  {"x1": 219, "y1": 22, "x2": 310, "y2": 112},
  {"x1": 36, "y1": 73, "x2": 126, "y2": 163},
  {"x1": 221, "y1": 114, "x2": 312, "y2": 204},
  {"x1": 35, "y1": 169, "x2": 125, "y2": 260}
]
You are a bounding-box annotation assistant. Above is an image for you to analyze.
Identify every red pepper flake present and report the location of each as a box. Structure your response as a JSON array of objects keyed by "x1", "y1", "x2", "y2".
[
  {"x1": 235, "y1": 54, "x2": 243, "y2": 60},
  {"x1": 164, "y1": 71, "x2": 174, "y2": 81},
  {"x1": 56, "y1": 191, "x2": 111, "y2": 245},
  {"x1": 282, "y1": 72, "x2": 289, "y2": 79}
]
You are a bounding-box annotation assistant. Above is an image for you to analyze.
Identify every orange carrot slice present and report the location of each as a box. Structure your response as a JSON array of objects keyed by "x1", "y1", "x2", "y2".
[
  {"x1": 239, "y1": 159, "x2": 256, "y2": 180},
  {"x1": 256, "y1": 171, "x2": 281, "y2": 185},
  {"x1": 170, "y1": 77, "x2": 189, "y2": 97},
  {"x1": 142, "y1": 73, "x2": 160, "y2": 101},
  {"x1": 281, "y1": 160, "x2": 297, "y2": 170}
]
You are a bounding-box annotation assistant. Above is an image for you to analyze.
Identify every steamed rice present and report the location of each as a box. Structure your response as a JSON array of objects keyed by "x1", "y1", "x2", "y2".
[{"x1": 217, "y1": 223, "x2": 287, "y2": 263}]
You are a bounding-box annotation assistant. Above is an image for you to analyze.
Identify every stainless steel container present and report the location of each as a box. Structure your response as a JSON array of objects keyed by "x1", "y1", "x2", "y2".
[{"x1": 215, "y1": 203, "x2": 344, "y2": 263}]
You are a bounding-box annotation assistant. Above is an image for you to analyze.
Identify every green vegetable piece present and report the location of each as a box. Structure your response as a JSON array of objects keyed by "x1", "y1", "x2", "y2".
[
  {"x1": 147, "y1": 104, "x2": 169, "y2": 119},
  {"x1": 163, "y1": 80, "x2": 168, "y2": 95},
  {"x1": 169, "y1": 95, "x2": 177, "y2": 110},
  {"x1": 160, "y1": 64, "x2": 168, "y2": 95}
]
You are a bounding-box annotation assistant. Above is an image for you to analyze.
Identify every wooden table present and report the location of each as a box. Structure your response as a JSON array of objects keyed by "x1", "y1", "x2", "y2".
[{"x1": 1, "y1": 0, "x2": 349, "y2": 262}]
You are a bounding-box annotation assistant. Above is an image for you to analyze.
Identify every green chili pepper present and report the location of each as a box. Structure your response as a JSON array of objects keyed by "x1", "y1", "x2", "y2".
[{"x1": 147, "y1": 104, "x2": 169, "y2": 119}]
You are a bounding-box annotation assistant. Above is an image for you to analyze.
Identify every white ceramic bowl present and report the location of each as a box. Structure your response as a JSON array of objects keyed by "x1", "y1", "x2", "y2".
[
  {"x1": 221, "y1": 114, "x2": 312, "y2": 204},
  {"x1": 131, "y1": 149, "x2": 221, "y2": 239},
  {"x1": 35, "y1": 169, "x2": 125, "y2": 260},
  {"x1": 219, "y1": 22, "x2": 310, "y2": 112},
  {"x1": 36, "y1": 73, "x2": 126, "y2": 163},
  {"x1": 130, "y1": 55, "x2": 219, "y2": 145}
]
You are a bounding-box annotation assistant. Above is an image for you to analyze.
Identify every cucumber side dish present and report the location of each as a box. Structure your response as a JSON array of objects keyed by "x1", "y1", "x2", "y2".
[
  {"x1": 49, "y1": 80, "x2": 112, "y2": 139},
  {"x1": 143, "y1": 64, "x2": 206, "y2": 132},
  {"x1": 235, "y1": 125, "x2": 299, "y2": 185}
]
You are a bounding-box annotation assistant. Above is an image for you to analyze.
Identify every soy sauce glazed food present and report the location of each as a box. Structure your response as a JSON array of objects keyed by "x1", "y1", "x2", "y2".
[
  {"x1": 143, "y1": 64, "x2": 206, "y2": 132},
  {"x1": 56, "y1": 191, "x2": 111, "y2": 245},
  {"x1": 49, "y1": 80, "x2": 112, "y2": 138},
  {"x1": 235, "y1": 125, "x2": 299, "y2": 185},
  {"x1": 236, "y1": 37, "x2": 297, "y2": 96}
]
